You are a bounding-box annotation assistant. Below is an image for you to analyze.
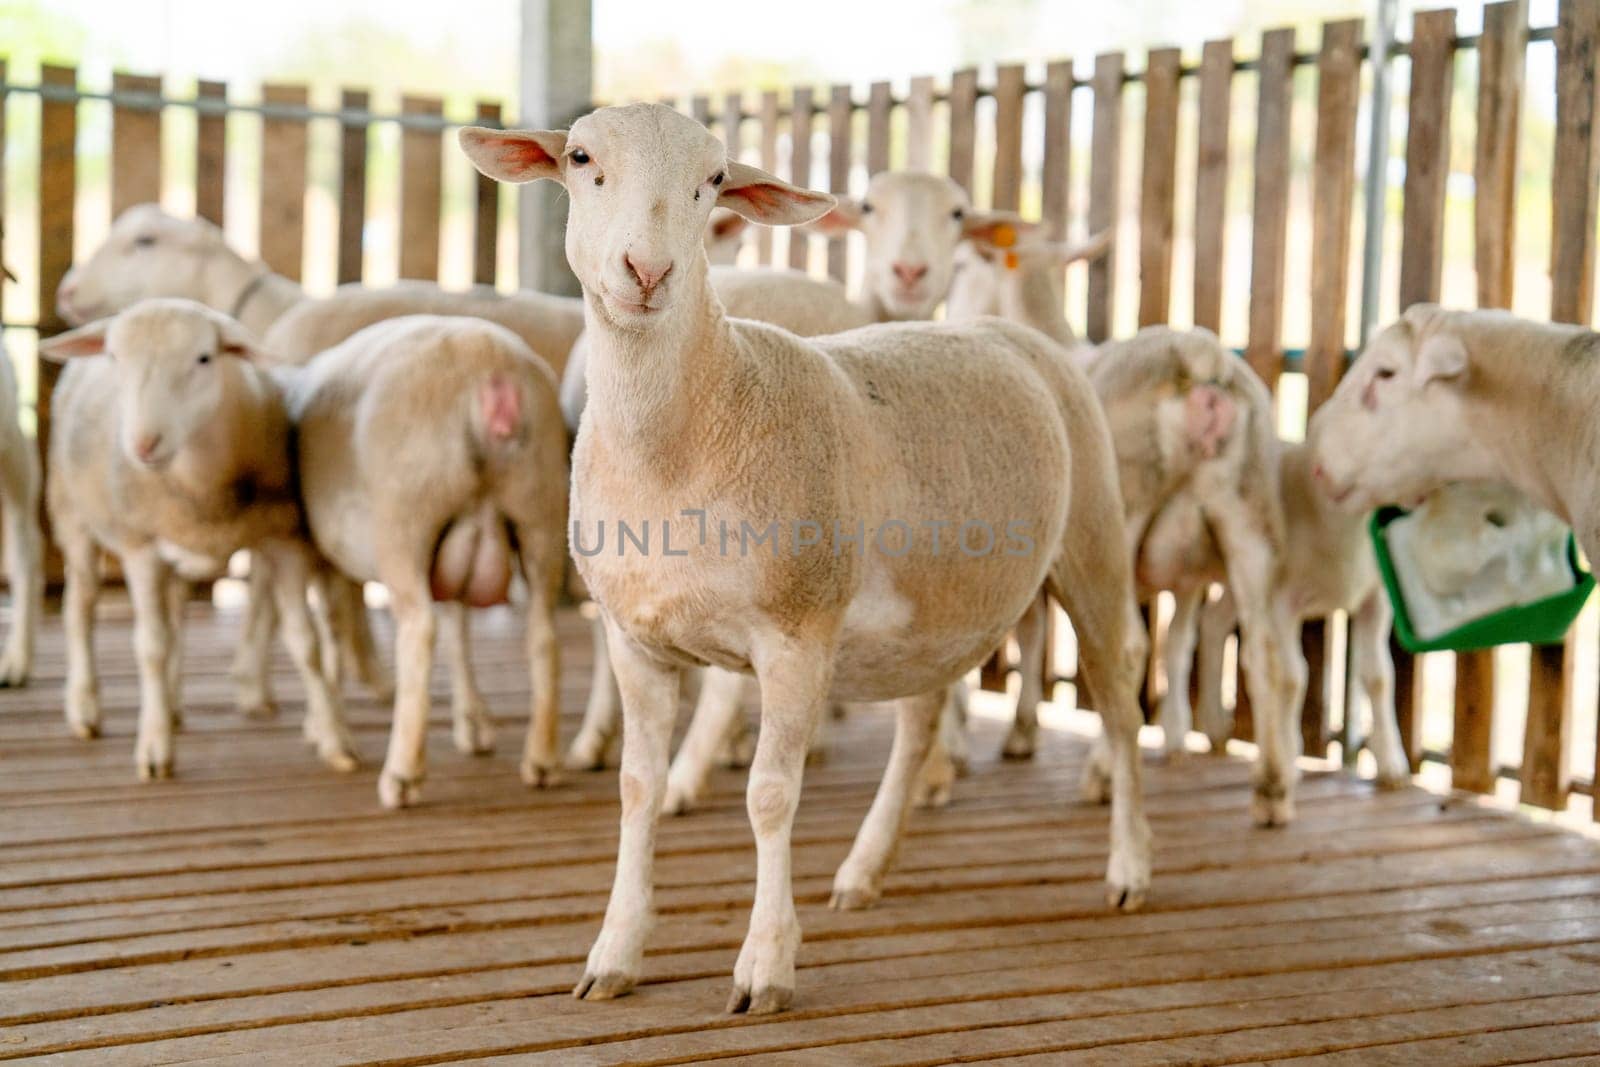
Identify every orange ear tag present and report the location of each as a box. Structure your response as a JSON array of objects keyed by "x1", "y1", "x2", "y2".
[
  {"x1": 1004, "y1": 251, "x2": 1021, "y2": 271},
  {"x1": 992, "y1": 223, "x2": 1017, "y2": 249}
]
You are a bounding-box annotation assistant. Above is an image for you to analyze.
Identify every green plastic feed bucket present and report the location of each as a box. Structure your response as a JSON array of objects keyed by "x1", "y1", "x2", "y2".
[{"x1": 1369, "y1": 506, "x2": 1595, "y2": 654}]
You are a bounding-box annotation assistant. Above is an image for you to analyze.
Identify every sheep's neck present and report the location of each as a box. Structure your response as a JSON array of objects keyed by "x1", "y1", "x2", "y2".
[
  {"x1": 1482, "y1": 347, "x2": 1600, "y2": 528},
  {"x1": 1004, "y1": 266, "x2": 1075, "y2": 348},
  {"x1": 582, "y1": 268, "x2": 734, "y2": 465},
  {"x1": 207, "y1": 254, "x2": 305, "y2": 336}
]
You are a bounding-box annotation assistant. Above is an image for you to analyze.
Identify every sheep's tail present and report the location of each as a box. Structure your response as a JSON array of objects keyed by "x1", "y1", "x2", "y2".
[{"x1": 429, "y1": 371, "x2": 528, "y2": 607}]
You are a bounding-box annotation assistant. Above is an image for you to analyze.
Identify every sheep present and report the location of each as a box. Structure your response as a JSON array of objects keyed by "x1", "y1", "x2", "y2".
[
  {"x1": 943, "y1": 229, "x2": 1306, "y2": 821},
  {"x1": 462, "y1": 102, "x2": 1151, "y2": 1015},
  {"x1": 39, "y1": 299, "x2": 357, "y2": 778},
  {"x1": 285, "y1": 314, "x2": 569, "y2": 806},
  {"x1": 1311, "y1": 303, "x2": 1600, "y2": 596},
  {"x1": 0, "y1": 351, "x2": 41, "y2": 688}
]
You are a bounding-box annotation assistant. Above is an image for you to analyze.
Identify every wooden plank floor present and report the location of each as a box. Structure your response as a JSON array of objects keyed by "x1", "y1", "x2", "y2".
[{"x1": 4, "y1": 599, "x2": 1600, "y2": 1065}]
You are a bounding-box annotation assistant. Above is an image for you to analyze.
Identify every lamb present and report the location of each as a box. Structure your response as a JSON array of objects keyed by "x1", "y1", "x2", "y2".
[
  {"x1": 1311, "y1": 304, "x2": 1600, "y2": 594},
  {"x1": 0, "y1": 351, "x2": 41, "y2": 688},
  {"x1": 462, "y1": 102, "x2": 1151, "y2": 1015},
  {"x1": 40, "y1": 299, "x2": 356, "y2": 778},
  {"x1": 285, "y1": 315, "x2": 569, "y2": 805}
]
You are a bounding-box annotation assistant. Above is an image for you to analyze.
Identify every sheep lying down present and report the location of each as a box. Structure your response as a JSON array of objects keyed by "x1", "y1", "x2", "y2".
[{"x1": 1386, "y1": 483, "x2": 1576, "y2": 641}]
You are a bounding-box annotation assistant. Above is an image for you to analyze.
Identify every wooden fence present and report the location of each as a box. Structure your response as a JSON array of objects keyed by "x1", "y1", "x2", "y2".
[{"x1": 1, "y1": 0, "x2": 1598, "y2": 814}]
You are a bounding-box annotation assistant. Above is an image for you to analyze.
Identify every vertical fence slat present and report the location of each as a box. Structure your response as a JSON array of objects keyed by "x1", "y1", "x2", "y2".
[
  {"x1": 759, "y1": 91, "x2": 780, "y2": 264},
  {"x1": 1527, "y1": 0, "x2": 1600, "y2": 812},
  {"x1": 1393, "y1": 8, "x2": 1457, "y2": 773},
  {"x1": 867, "y1": 81, "x2": 892, "y2": 176},
  {"x1": 337, "y1": 89, "x2": 370, "y2": 287},
  {"x1": 1138, "y1": 47, "x2": 1181, "y2": 327},
  {"x1": 828, "y1": 85, "x2": 853, "y2": 281},
  {"x1": 992, "y1": 64, "x2": 1026, "y2": 211},
  {"x1": 948, "y1": 68, "x2": 978, "y2": 195},
  {"x1": 907, "y1": 76, "x2": 934, "y2": 172},
  {"x1": 111, "y1": 72, "x2": 163, "y2": 217},
  {"x1": 37, "y1": 64, "x2": 76, "y2": 579},
  {"x1": 1086, "y1": 53, "x2": 1124, "y2": 344},
  {"x1": 1246, "y1": 27, "x2": 1296, "y2": 391},
  {"x1": 1306, "y1": 19, "x2": 1362, "y2": 411},
  {"x1": 399, "y1": 94, "x2": 443, "y2": 282},
  {"x1": 473, "y1": 101, "x2": 502, "y2": 287},
  {"x1": 689, "y1": 95, "x2": 710, "y2": 130},
  {"x1": 789, "y1": 87, "x2": 814, "y2": 271},
  {"x1": 1193, "y1": 39, "x2": 1234, "y2": 334},
  {"x1": 195, "y1": 79, "x2": 227, "y2": 227},
  {"x1": 259, "y1": 83, "x2": 308, "y2": 282},
  {"x1": 1455, "y1": 0, "x2": 1527, "y2": 795},
  {"x1": 1041, "y1": 60, "x2": 1074, "y2": 241}
]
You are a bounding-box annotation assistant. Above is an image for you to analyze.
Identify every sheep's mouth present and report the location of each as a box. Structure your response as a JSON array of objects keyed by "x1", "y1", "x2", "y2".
[{"x1": 599, "y1": 282, "x2": 672, "y2": 319}]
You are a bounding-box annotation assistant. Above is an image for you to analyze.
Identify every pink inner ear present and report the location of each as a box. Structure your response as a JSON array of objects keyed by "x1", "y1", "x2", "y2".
[
  {"x1": 495, "y1": 136, "x2": 554, "y2": 172},
  {"x1": 723, "y1": 182, "x2": 785, "y2": 216}
]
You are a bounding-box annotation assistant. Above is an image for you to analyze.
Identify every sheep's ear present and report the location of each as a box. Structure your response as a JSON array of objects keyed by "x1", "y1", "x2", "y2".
[
  {"x1": 962, "y1": 212, "x2": 1041, "y2": 253},
  {"x1": 707, "y1": 208, "x2": 749, "y2": 244},
  {"x1": 213, "y1": 318, "x2": 273, "y2": 363},
  {"x1": 1045, "y1": 228, "x2": 1114, "y2": 265},
  {"x1": 718, "y1": 161, "x2": 836, "y2": 227},
  {"x1": 458, "y1": 126, "x2": 566, "y2": 184},
  {"x1": 39, "y1": 321, "x2": 110, "y2": 361},
  {"x1": 1413, "y1": 332, "x2": 1468, "y2": 387},
  {"x1": 805, "y1": 196, "x2": 865, "y2": 238},
  {"x1": 1, "y1": 263, "x2": 14, "y2": 283}
]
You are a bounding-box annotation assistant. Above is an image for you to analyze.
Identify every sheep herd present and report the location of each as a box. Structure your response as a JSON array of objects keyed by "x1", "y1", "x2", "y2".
[{"x1": 8, "y1": 101, "x2": 1591, "y2": 1015}]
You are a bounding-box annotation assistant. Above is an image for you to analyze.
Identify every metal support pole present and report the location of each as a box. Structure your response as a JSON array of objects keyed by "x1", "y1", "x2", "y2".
[{"x1": 518, "y1": 0, "x2": 592, "y2": 296}]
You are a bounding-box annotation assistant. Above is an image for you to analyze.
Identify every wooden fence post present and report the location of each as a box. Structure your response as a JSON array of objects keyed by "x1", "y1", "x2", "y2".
[
  {"x1": 474, "y1": 101, "x2": 503, "y2": 288},
  {"x1": 111, "y1": 72, "x2": 163, "y2": 217},
  {"x1": 36, "y1": 65, "x2": 76, "y2": 582},
  {"x1": 1086, "y1": 52, "x2": 1124, "y2": 344},
  {"x1": 758, "y1": 91, "x2": 780, "y2": 265},
  {"x1": 828, "y1": 84, "x2": 853, "y2": 281},
  {"x1": 1138, "y1": 47, "x2": 1181, "y2": 328},
  {"x1": 866, "y1": 81, "x2": 892, "y2": 176},
  {"x1": 1246, "y1": 27, "x2": 1296, "y2": 394},
  {"x1": 948, "y1": 68, "x2": 978, "y2": 196},
  {"x1": 789, "y1": 86, "x2": 814, "y2": 271},
  {"x1": 259, "y1": 84, "x2": 309, "y2": 282},
  {"x1": 906, "y1": 76, "x2": 934, "y2": 172},
  {"x1": 992, "y1": 64, "x2": 1026, "y2": 212},
  {"x1": 337, "y1": 89, "x2": 370, "y2": 287},
  {"x1": 1193, "y1": 39, "x2": 1234, "y2": 336},
  {"x1": 195, "y1": 80, "x2": 227, "y2": 227},
  {"x1": 1040, "y1": 60, "x2": 1075, "y2": 243},
  {"x1": 399, "y1": 95, "x2": 443, "y2": 282}
]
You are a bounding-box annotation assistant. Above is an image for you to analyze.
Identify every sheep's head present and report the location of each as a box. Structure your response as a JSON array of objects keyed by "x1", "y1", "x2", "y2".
[
  {"x1": 1309, "y1": 304, "x2": 1485, "y2": 512},
  {"x1": 40, "y1": 298, "x2": 268, "y2": 470},
  {"x1": 461, "y1": 104, "x2": 832, "y2": 331},
  {"x1": 809, "y1": 172, "x2": 1024, "y2": 321},
  {"x1": 57, "y1": 205, "x2": 236, "y2": 326},
  {"x1": 1406, "y1": 482, "x2": 1562, "y2": 596},
  {"x1": 945, "y1": 218, "x2": 1110, "y2": 324}
]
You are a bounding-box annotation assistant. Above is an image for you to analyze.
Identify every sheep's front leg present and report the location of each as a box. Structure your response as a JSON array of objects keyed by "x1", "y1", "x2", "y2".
[
  {"x1": 0, "y1": 442, "x2": 41, "y2": 688},
  {"x1": 377, "y1": 570, "x2": 436, "y2": 809},
  {"x1": 565, "y1": 612, "x2": 621, "y2": 770},
  {"x1": 727, "y1": 636, "x2": 831, "y2": 1016},
  {"x1": 1195, "y1": 586, "x2": 1236, "y2": 753},
  {"x1": 262, "y1": 542, "x2": 358, "y2": 773},
  {"x1": 574, "y1": 616, "x2": 679, "y2": 1001},
  {"x1": 124, "y1": 549, "x2": 177, "y2": 780},
  {"x1": 833, "y1": 689, "x2": 943, "y2": 909},
  {"x1": 439, "y1": 602, "x2": 496, "y2": 757},
  {"x1": 163, "y1": 574, "x2": 187, "y2": 730},
  {"x1": 517, "y1": 529, "x2": 563, "y2": 788},
  {"x1": 232, "y1": 552, "x2": 279, "y2": 719},
  {"x1": 1159, "y1": 587, "x2": 1205, "y2": 758},
  {"x1": 1350, "y1": 590, "x2": 1407, "y2": 787},
  {"x1": 60, "y1": 528, "x2": 102, "y2": 739},
  {"x1": 664, "y1": 666, "x2": 747, "y2": 814}
]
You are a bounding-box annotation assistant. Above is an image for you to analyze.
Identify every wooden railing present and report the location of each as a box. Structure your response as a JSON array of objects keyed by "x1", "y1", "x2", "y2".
[{"x1": 3, "y1": 0, "x2": 1598, "y2": 814}]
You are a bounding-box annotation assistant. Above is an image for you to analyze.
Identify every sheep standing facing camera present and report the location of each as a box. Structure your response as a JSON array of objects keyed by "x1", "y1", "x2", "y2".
[{"x1": 41, "y1": 299, "x2": 357, "y2": 780}]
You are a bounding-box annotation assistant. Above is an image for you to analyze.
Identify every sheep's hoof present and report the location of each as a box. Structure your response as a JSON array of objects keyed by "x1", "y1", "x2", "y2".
[
  {"x1": 0, "y1": 665, "x2": 30, "y2": 688},
  {"x1": 1107, "y1": 883, "x2": 1147, "y2": 913},
  {"x1": 1001, "y1": 731, "x2": 1036, "y2": 761},
  {"x1": 319, "y1": 743, "x2": 360, "y2": 774},
  {"x1": 727, "y1": 983, "x2": 792, "y2": 1016},
  {"x1": 563, "y1": 734, "x2": 612, "y2": 772},
  {"x1": 452, "y1": 708, "x2": 497, "y2": 756},
  {"x1": 1251, "y1": 783, "x2": 1294, "y2": 828},
  {"x1": 1374, "y1": 772, "x2": 1411, "y2": 792},
  {"x1": 137, "y1": 757, "x2": 174, "y2": 781},
  {"x1": 1078, "y1": 765, "x2": 1112, "y2": 806},
  {"x1": 829, "y1": 701, "x2": 849, "y2": 721},
  {"x1": 240, "y1": 701, "x2": 279, "y2": 722},
  {"x1": 169, "y1": 710, "x2": 185, "y2": 732},
  {"x1": 379, "y1": 770, "x2": 423, "y2": 809},
  {"x1": 68, "y1": 718, "x2": 100, "y2": 741},
  {"x1": 1204, "y1": 735, "x2": 1231, "y2": 756},
  {"x1": 520, "y1": 758, "x2": 560, "y2": 789},
  {"x1": 828, "y1": 885, "x2": 879, "y2": 911},
  {"x1": 573, "y1": 970, "x2": 635, "y2": 1001},
  {"x1": 803, "y1": 743, "x2": 829, "y2": 768},
  {"x1": 662, "y1": 781, "x2": 699, "y2": 817}
]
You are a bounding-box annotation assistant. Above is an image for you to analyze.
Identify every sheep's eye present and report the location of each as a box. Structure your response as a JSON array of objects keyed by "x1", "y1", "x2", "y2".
[
  {"x1": 196, "y1": 353, "x2": 212, "y2": 365},
  {"x1": 569, "y1": 149, "x2": 590, "y2": 165},
  {"x1": 712, "y1": 172, "x2": 725, "y2": 187},
  {"x1": 1374, "y1": 367, "x2": 1396, "y2": 381},
  {"x1": 860, "y1": 201, "x2": 874, "y2": 214},
  {"x1": 951, "y1": 207, "x2": 965, "y2": 221},
  {"x1": 134, "y1": 235, "x2": 156, "y2": 248},
  {"x1": 1486, "y1": 510, "x2": 1509, "y2": 528}
]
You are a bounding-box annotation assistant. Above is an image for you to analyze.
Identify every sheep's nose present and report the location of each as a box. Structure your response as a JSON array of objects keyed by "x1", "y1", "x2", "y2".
[
  {"x1": 134, "y1": 433, "x2": 162, "y2": 463},
  {"x1": 892, "y1": 261, "x2": 929, "y2": 287},
  {"x1": 624, "y1": 252, "x2": 673, "y2": 294}
]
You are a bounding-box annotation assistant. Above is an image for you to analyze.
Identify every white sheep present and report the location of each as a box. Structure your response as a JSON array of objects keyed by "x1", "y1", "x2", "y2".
[
  {"x1": 462, "y1": 102, "x2": 1151, "y2": 1015},
  {"x1": 0, "y1": 352, "x2": 41, "y2": 689},
  {"x1": 944, "y1": 230, "x2": 1306, "y2": 822},
  {"x1": 1312, "y1": 303, "x2": 1600, "y2": 603},
  {"x1": 40, "y1": 299, "x2": 356, "y2": 778},
  {"x1": 285, "y1": 315, "x2": 569, "y2": 806}
]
